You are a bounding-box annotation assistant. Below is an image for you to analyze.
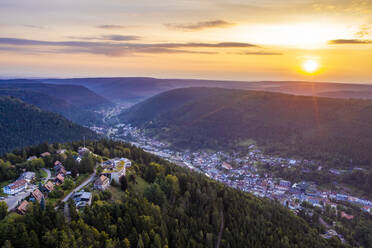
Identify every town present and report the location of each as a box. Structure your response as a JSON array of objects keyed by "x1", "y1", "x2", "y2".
[{"x1": 103, "y1": 123, "x2": 372, "y2": 241}]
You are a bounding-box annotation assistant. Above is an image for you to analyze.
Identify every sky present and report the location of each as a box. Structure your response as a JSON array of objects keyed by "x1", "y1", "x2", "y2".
[{"x1": 0, "y1": 0, "x2": 371, "y2": 83}]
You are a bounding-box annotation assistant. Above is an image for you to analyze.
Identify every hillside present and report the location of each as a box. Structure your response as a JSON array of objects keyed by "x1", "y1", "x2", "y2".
[
  {"x1": 0, "y1": 81, "x2": 112, "y2": 125},
  {"x1": 0, "y1": 96, "x2": 99, "y2": 154},
  {"x1": 0, "y1": 140, "x2": 345, "y2": 248},
  {"x1": 0, "y1": 80, "x2": 111, "y2": 108},
  {"x1": 119, "y1": 87, "x2": 372, "y2": 168}
]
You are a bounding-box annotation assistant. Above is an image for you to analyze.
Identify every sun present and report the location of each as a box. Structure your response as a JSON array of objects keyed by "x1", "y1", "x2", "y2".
[{"x1": 302, "y1": 60, "x2": 319, "y2": 74}]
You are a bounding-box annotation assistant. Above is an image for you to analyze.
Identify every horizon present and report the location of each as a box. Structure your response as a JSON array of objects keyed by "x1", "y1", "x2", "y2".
[
  {"x1": 1, "y1": 76, "x2": 372, "y2": 86},
  {"x1": 0, "y1": 0, "x2": 372, "y2": 83}
]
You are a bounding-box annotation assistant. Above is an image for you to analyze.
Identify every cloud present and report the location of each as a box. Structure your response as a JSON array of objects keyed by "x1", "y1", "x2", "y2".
[
  {"x1": 328, "y1": 39, "x2": 372, "y2": 44},
  {"x1": 165, "y1": 20, "x2": 235, "y2": 31},
  {"x1": 0, "y1": 37, "x2": 257, "y2": 56},
  {"x1": 67, "y1": 35, "x2": 141, "y2": 41},
  {"x1": 96, "y1": 25, "x2": 131, "y2": 29},
  {"x1": 22, "y1": 24, "x2": 47, "y2": 30},
  {"x1": 355, "y1": 19, "x2": 372, "y2": 38},
  {"x1": 235, "y1": 51, "x2": 283, "y2": 55}
]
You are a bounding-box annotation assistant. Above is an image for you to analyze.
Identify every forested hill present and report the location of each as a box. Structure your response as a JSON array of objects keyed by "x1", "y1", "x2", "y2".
[
  {"x1": 119, "y1": 87, "x2": 372, "y2": 168},
  {"x1": 0, "y1": 81, "x2": 112, "y2": 125},
  {"x1": 0, "y1": 140, "x2": 345, "y2": 248},
  {"x1": 0, "y1": 81, "x2": 111, "y2": 108},
  {"x1": 0, "y1": 96, "x2": 99, "y2": 155}
]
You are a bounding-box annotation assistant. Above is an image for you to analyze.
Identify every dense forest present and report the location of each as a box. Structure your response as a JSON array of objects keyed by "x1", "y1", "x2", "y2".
[
  {"x1": 119, "y1": 87, "x2": 372, "y2": 169},
  {"x1": 0, "y1": 140, "x2": 346, "y2": 248},
  {"x1": 0, "y1": 81, "x2": 111, "y2": 125},
  {"x1": 0, "y1": 96, "x2": 99, "y2": 155}
]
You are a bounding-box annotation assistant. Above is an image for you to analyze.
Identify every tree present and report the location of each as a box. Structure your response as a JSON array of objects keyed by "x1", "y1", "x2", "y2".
[
  {"x1": 144, "y1": 184, "x2": 166, "y2": 206},
  {"x1": 40, "y1": 197, "x2": 46, "y2": 211},
  {"x1": 1, "y1": 240, "x2": 12, "y2": 248},
  {"x1": 122, "y1": 238, "x2": 130, "y2": 248},
  {"x1": 0, "y1": 201, "x2": 7, "y2": 220},
  {"x1": 80, "y1": 153, "x2": 95, "y2": 174},
  {"x1": 62, "y1": 178, "x2": 75, "y2": 190},
  {"x1": 119, "y1": 175, "x2": 128, "y2": 191}
]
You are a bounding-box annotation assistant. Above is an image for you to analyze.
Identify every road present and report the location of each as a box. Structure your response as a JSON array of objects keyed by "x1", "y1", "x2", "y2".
[
  {"x1": 3, "y1": 190, "x2": 33, "y2": 211},
  {"x1": 61, "y1": 171, "x2": 96, "y2": 203},
  {"x1": 55, "y1": 171, "x2": 96, "y2": 212}
]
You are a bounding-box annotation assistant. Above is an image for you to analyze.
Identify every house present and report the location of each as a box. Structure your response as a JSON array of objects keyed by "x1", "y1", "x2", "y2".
[
  {"x1": 362, "y1": 206, "x2": 371, "y2": 213},
  {"x1": 94, "y1": 175, "x2": 110, "y2": 191},
  {"x1": 54, "y1": 160, "x2": 62, "y2": 168},
  {"x1": 44, "y1": 181, "x2": 54, "y2": 192},
  {"x1": 102, "y1": 158, "x2": 129, "y2": 183},
  {"x1": 55, "y1": 174, "x2": 65, "y2": 184},
  {"x1": 341, "y1": 212, "x2": 354, "y2": 220},
  {"x1": 40, "y1": 152, "x2": 51, "y2": 158},
  {"x1": 73, "y1": 191, "x2": 92, "y2": 208},
  {"x1": 222, "y1": 162, "x2": 233, "y2": 170},
  {"x1": 3, "y1": 179, "x2": 27, "y2": 195},
  {"x1": 18, "y1": 172, "x2": 36, "y2": 182},
  {"x1": 279, "y1": 180, "x2": 291, "y2": 188},
  {"x1": 17, "y1": 200, "x2": 29, "y2": 215},
  {"x1": 27, "y1": 156, "x2": 37, "y2": 161},
  {"x1": 56, "y1": 149, "x2": 66, "y2": 154},
  {"x1": 31, "y1": 189, "x2": 44, "y2": 203},
  {"x1": 78, "y1": 147, "x2": 90, "y2": 156}
]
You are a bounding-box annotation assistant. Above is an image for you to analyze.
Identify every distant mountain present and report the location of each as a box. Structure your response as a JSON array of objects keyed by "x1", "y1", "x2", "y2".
[
  {"x1": 0, "y1": 80, "x2": 111, "y2": 108},
  {"x1": 0, "y1": 81, "x2": 112, "y2": 125},
  {"x1": 0, "y1": 96, "x2": 99, "y2": 155},
  {"x1": 119, "y1": 87, "x2": 372, "y2": 168},
  {"x1": 41, "y1": 77, "x2": 372, "y2": 104}
]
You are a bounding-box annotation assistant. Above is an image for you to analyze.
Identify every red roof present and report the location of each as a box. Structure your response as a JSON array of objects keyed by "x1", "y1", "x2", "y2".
[
  {"x1": 32, "y1": 189, "x2": 44, "y2": 202},
  {"x1": 56, "y1": 174, "x2": 65, "y2": 183},
  {"x1": 341, "y1": 211, "x2": 354, "y2": 220},
  {"x1": 9, "y1": 179, "x2": 27, "y2": 189},
  {"x1": 44, "y1": 181, "x2": 54, "y2": 192},
  {"x1": 17, "y1": 200, "x2": 29, "y2": 215},
  {"x1": 40, "y1": 152, "x2": 51, "y2": 157}
]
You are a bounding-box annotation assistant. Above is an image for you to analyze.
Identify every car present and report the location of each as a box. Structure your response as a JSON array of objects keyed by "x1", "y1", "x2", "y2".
[{"x1": 0, "y1": 197, "x2": 4, "y2": 200}]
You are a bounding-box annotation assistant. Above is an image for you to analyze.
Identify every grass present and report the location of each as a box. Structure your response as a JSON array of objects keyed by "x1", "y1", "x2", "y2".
[
  {"x1": 130, "y1": 176, "x2": 149, "y2": 194},
  {"x1": 107, "y1": 186, "x2": 126, "y2": 202},
  {"x1": 39, "y1": 169, "x2": 48, "y2": 178}
]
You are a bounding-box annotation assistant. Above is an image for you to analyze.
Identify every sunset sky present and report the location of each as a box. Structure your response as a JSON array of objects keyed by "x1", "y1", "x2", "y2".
[{"x1": 0, "y1": 0, "x2": 371, "y2": 83}]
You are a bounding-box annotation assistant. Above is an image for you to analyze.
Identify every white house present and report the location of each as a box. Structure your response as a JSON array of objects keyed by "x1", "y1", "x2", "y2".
[
  {"x1": 102, "y1": 158, "x2": 131, "y2": 183},
  {"x1": 3, "y1": 179, "x2": 27, "y2": 195},
  {"x1": 18, "y1": 172, "x2": 36, "y2": 182}
]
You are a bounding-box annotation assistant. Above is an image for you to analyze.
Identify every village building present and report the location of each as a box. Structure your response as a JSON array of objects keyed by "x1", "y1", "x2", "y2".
[
  {"x1": 27, "y1": 156, "x2": 37, "y2": 161},
  {"x1": 94, "y1": 175, "x2": 110, "y2": 191},
  {"x1": 102, "y1": 158, "x2": 130, "y2": 183},
  {"x1": 17, "y1": 200, "x2": 29, "y2": 215},
  {"x1": 55, "y1": 174, "x2": 65, "y2": 185},
  {"x1": 44, "y1": 181, "x2": 54, "y2": 193},
  {"x1": 18, "y1": 171, "x2": 36, "y2": 182},
  {"x1": 3, "y1": 179, "x2": 27, "y2": 195},
  {"x1": 31, "y1": 188, "x2": 44, "y2": 203},
  {"x1": 341, "y1": 211, "x2": 354, "y2": 220},
  {"x1": 78, "y1": 147, "x2": 90, "y2": 156},
  {"x1": 222, "y1": 162, "x2": 233, "y2": 170},
  {"x1": 73, "y1": 191, "x2": 92, "y2": 208},
  {"x1": 56, "y1": 149, "x2": 66, "y2": 154},
  {"x1": 40, "y1": 152, "x2": 51, "y2": 157}
]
